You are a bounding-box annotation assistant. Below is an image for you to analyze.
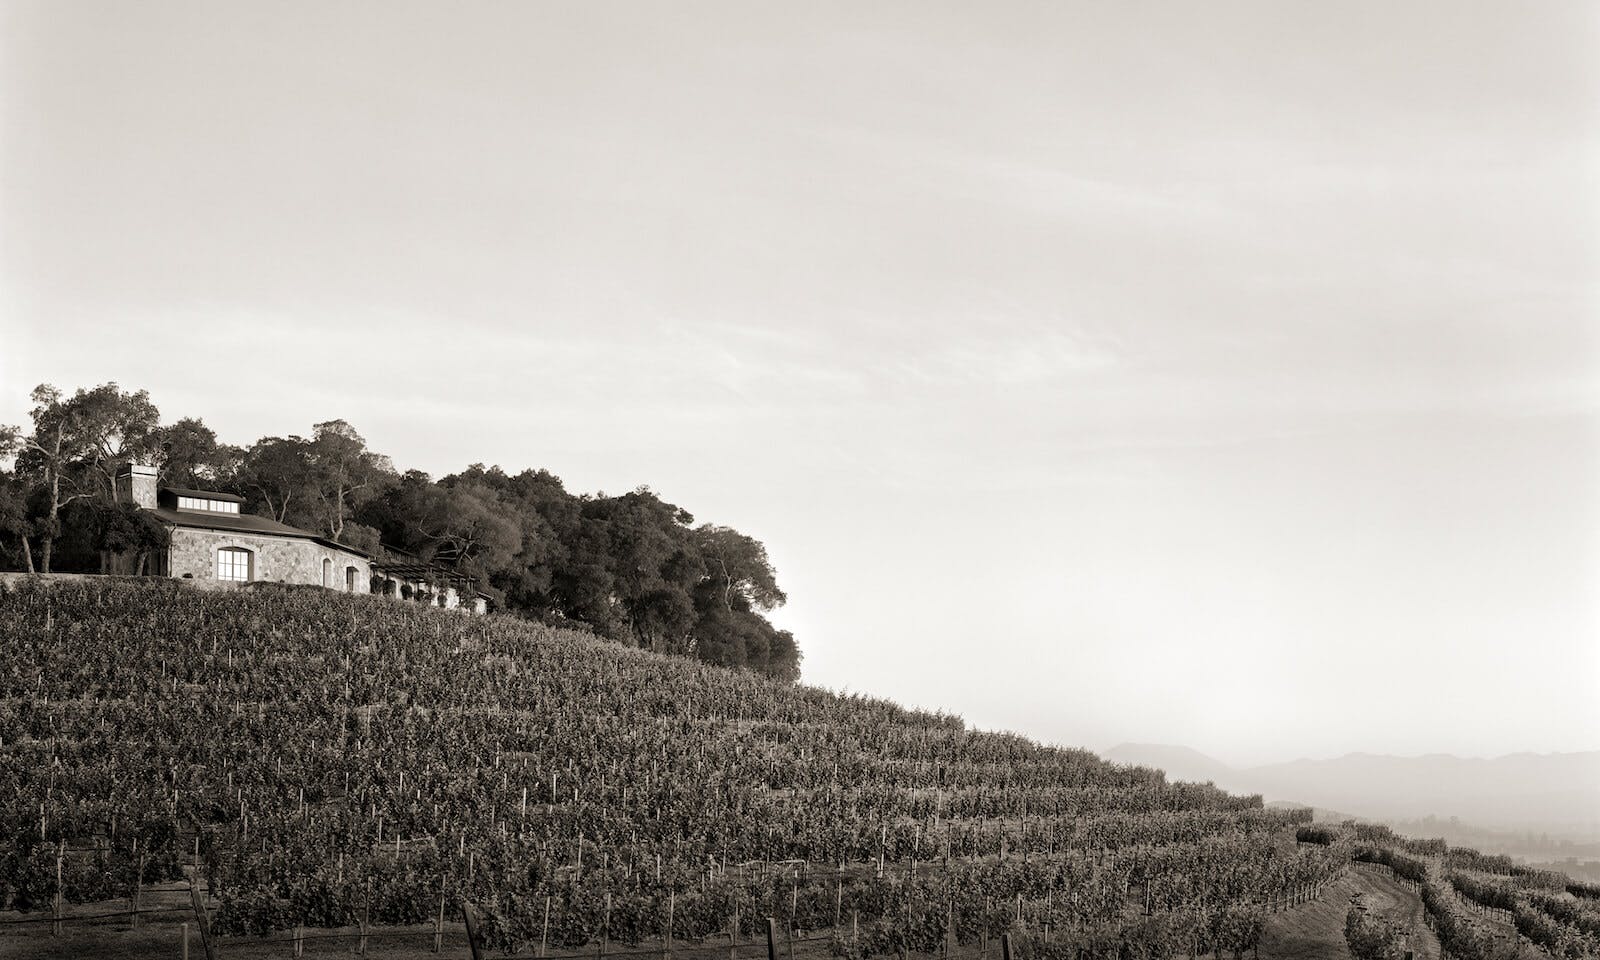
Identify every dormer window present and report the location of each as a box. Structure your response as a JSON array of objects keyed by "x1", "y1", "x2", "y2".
[{"x1": 176, "y1": 495, "x2": 240, "y2": 514}]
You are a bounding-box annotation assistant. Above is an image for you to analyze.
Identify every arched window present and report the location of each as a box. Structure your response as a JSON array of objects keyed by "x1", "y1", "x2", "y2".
[
  {"x1": 345, "y1": 566, "x2": 358, "y2": 592},
  {"x1": 216, "y1": 547, "x2": 253, "y2": 582},
  {"x1": 322, "y1": 557, "x2": 332, "y2": 587}
]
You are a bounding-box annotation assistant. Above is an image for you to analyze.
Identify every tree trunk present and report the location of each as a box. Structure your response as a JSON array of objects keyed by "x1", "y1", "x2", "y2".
[
  {"x1": 41, "y1": 470, "x2": 63, "y2": 574},
  {"x1": 20, "y1": 535, "x2": 34, "y2": 574}
]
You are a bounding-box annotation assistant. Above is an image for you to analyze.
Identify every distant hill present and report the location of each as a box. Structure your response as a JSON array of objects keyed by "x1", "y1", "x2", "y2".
[
  {"x1": 1113, "y1": 745, "x2": 1235, "y2": 790},
  {"x1": 1103, "y1": 743, "x2": 1236, "y2": 787},
  {"x1": 1102, "y1": 742, "x2": 1600, "y2": 854},
  {"x1": 1247, "y1": 751, "x2": 1600, "y2": 836}
]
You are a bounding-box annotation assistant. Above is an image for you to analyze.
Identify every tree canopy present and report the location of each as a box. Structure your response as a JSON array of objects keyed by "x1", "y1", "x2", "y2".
[{"x1": 1, "y1": 382, "x2": 800, "y2": 680}]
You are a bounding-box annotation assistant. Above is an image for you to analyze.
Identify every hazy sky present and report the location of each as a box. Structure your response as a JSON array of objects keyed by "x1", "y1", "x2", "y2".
[{"x1": 4, "y1": 1, "x2": 1597, "y2": 765}]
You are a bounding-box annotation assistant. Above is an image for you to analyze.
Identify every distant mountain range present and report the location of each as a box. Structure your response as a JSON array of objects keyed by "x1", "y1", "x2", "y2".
[{"x1": 1101, "y1": 743, "x2": 1600, "y2": 853}]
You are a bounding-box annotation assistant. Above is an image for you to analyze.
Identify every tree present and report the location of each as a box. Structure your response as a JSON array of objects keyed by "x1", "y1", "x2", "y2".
[
  {"x1": 68, "y1": 384, "x2": 161, "y2": 499},
  {"x1": 88, "y1": 502, "x2": 169, "y2": 575},
  {"x1": 418, "y1": 481, "x2": 521, "y2": 570},
  {"x1": 2, "y1": 385, "x2": 100, "y2": 572},
  {"x1": 304, "y1": 420, "x2": 393, "y2": 544},
  {"x1": 449, "y1": 466, "x2": 581, "y2": 618},
  {"x1": 229, "y1": 424, "x2": 393, "y2": 543},
  {"x1": 230, "y1": 436, "x2": 316, "y2": 523},
  {"x1": 0, "y1": 469, "x2": 35, "y2": 573},
  {"x1": 577, "y1": 489, "x2": 704, "y2": 649},
  {"x1": 695, "y1": 525, "x2": 786, "y2": 613},
  {"x1": 153, "y1": 418, "x2": 221, "y2": 488}
]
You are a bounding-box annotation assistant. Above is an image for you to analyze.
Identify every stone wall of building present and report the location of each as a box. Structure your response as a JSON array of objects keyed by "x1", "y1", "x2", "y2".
[{"x1": 168, "y1": 528, "x2": 371, "y2": 592}]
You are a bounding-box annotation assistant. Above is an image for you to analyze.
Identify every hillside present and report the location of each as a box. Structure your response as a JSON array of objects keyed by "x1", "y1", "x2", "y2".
[
  {"x1": 0, "y1": 577, "x2": 1349, "y2": 958},
  {"x1": 1102, "y1": 744, "x2": 1600, "y2": 855}
]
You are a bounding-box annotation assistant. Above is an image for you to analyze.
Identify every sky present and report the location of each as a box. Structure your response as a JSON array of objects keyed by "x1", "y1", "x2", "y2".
[{"x1": 2, "y1": 0, "x2": 1597, "y2": 766}]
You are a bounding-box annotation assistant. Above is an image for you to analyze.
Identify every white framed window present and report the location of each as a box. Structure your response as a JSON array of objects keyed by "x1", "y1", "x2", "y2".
[
  {"x1": 178, "y1": 496, "x2": 240, "y2": 513},
  {"x1": 345, "y1": 566, "x2": 358, "y2": 592},
  {"x1": 217, "y1": 547, "x2": 252, "y2": 582}
]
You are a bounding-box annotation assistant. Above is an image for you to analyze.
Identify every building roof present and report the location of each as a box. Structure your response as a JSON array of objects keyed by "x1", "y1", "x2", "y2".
[
  {"x1": 371, "y1": 560, "x2": 481, "y2": 582},
  {"x1": 372, "y1": 548, "x2": 489, "y2": 598},
  {"x1": 163, "y1": 487, "x2": 245, "y2": 503},
  {"x1": 146, "y1": 507, "x2": 374, "y2": 559}
]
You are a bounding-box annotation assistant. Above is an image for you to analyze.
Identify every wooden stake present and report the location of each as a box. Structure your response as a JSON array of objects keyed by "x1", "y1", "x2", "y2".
[
  {"x1": 434, "y1": 892, "x2": 446, "y2": 953},
  {"x1": 187, "y1": 881, "x2": 218, "y2": 960},
  {"x1": 53, "y1": 841, "x2": 63, "y2": 936},
  {"x1": 463, "y1": 903, "x2": 486, "y2": 960},
  {"x1": 835, "y1": 866, "x2": 843, "y2": 925},
  {"x1": 665, "y1": 891, "x2": 675, "y2": 959}
]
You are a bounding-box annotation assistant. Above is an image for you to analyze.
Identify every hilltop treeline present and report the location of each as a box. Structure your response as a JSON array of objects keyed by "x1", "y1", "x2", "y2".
[{"x1": 0, "y1": 382, "x2": 799, "y2": 679}]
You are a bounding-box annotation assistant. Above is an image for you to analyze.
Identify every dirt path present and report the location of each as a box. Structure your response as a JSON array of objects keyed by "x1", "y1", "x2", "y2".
[{"x1": 1259, "y1": 866, "x2": 1439, "y2": 960}]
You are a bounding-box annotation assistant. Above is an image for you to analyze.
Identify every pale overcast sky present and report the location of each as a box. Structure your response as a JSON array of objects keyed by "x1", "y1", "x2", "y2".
[{"x1": 3, "y1": 1, "x2": 1597, "y2": 765}]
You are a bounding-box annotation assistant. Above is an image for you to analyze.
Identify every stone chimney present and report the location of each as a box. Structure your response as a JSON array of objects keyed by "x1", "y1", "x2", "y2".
[{"x1": 114, "y1": 463, "x2": 159, "y2": 510}]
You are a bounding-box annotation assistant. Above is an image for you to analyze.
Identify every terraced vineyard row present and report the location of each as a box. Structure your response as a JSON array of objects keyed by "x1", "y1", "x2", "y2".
[{"x1": 5, "y1": 578, "x2": 1343, "y2": 956}]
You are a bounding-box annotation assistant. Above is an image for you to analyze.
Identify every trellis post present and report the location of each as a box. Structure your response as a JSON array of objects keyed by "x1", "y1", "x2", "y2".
[
  {"x1": 188, "y1": 879, "x2": 218, "y2": 960},
  {"x1": 664, "y1": 891, "x2": 675, "y2": 960},
  {"x1": 52, "y1": 841, "x2": 63, "y2": 936},
  {"x1": 462, "y1": 902, "x2": 486, "y2": 960},
  {"x1": 131, "y1": 844, "x2": 146, "y2": 930},
  {"x1": 766, "y1": 917, "x2": 778, "y2": 960},
  {"x1": 433, "y1": 891, "x2": 446, "y2": 953}
]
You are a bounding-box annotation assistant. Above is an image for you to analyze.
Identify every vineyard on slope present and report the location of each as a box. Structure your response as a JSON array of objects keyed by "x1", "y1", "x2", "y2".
[
  {"x1": 0, "y1": 578, "x2": 1343, "y2": 957},
  {"x1": 1297, "y1": 823, "x2": 1600, "y2": 959}
]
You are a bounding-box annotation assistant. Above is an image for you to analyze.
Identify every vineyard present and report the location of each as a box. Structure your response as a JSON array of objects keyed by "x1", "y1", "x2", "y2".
[
  {"x1": 1298, "y1": 824, "x2": 1600, "y2": 959},
  {"x1": 0, "y1": 577, "x2": 1429, "y2": 958}
]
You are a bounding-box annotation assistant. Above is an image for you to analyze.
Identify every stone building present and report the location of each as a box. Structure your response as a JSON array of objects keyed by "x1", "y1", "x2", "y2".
[{"x1": 115, "y1": 463, "x2": 373, "y2": 591}]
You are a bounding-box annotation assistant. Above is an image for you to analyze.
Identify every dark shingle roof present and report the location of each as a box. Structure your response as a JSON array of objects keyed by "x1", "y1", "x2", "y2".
[{"x1": 146, "y1": 508, "x2": 373, "y2": 558}]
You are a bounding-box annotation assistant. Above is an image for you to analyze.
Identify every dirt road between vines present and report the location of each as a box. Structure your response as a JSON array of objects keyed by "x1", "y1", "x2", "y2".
[{"x1": 1260, "y1": 865, "x2": 1439, "y2": 960}]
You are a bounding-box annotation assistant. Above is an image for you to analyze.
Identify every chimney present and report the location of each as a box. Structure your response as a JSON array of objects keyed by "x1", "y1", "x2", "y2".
[{"x1": 114, "y1": 463, "x2": 159, "y2": 510}]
